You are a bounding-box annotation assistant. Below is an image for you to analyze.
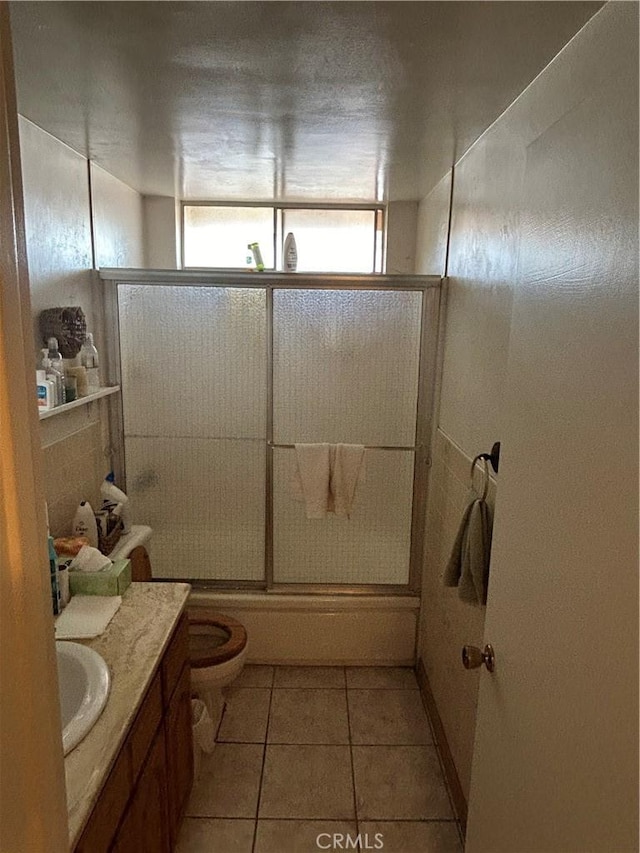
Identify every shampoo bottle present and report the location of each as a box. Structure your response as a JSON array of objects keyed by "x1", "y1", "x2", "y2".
[
  {"x1": 283, "y1": 232, "x2": 297, "y2": 272},
  {"x1": 72, "y1": 500, "x2": 99, "y2": 548}
]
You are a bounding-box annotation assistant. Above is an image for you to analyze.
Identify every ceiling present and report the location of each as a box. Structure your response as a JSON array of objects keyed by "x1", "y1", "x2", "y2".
[{"x1": 10, "y1": 1, "x2": 600, "y2": 202}]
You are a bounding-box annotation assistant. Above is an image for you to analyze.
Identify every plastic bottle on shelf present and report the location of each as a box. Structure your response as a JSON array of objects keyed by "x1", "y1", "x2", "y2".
[
  {"x1": 41, "y1": 349, "x2": 60, "y2": 406},
  {"x1": 72, "y1": 500, "x2": 99, "y2": 548},
  {"x1": 36, "y1": 369, "x2": 55, "y2": 410},
  {"x1": 80, "y1": 333, "x2": 100, "y2": 394},
  {"x1": 247, "y1": 242, "x2": 265, "y2": 272},
  {"x1": 47, "y1": 337, "x2": 66, "y2": 405},
  {"x1": 283, "y1": 232, "x2": 297, "y2": 272},
  {"x1": 100, "y1": 472, "x2": 131, "y2": 535}
]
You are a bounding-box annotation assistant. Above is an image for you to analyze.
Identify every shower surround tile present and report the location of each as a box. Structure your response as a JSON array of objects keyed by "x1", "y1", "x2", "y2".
[
  {"x1": 348, "y1": 689, "x2": 433, "y2": 745},
  {"x1": 259, "y1": 744, "x2": 355, "y2": 819},
  {"x1": 268, "y1": 689, "x2": 349, "y2": 744}
]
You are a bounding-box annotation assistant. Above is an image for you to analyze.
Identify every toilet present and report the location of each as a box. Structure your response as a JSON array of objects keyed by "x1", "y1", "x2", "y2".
[{"x1": 110, "y1": 525, "x2": 248, "y2": 728}]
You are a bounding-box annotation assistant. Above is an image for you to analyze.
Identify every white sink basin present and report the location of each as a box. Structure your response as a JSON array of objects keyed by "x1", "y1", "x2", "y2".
[{"x1": 56, "y1": 641, "x2": 110, "y2": 756}]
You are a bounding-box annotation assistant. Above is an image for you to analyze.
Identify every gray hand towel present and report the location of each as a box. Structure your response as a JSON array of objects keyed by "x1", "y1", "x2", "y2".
[{"x1": 443, "y1": 497, "x2": 492, "y2": 605}]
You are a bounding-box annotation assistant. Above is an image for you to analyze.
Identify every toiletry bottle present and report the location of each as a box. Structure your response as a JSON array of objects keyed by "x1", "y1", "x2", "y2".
[
  {"x1": 72, "y1": 500, "x2": 99, "y2": 548},
  {"x1": 45, "y1": 504, "x2": 61, "y2": 615},
  {"x1": 100, "y1": 472, "x2": 131, "y2": 534},
  {"x1": 80, "y1": 333, "x2": 100, "y2": 393},
  {"x1": 283, "y1": 232, "x2": 298, "y2": 272},
  {"x1": 40, "y1": 350, "x2": 58, "y2": 406},
  {"x1": 247, "y1": 242, "x2": 265, "y2": 272},
  {"x1": 57, "y1": 562, "x2": 70, "y2": 609},
  {"x1": 36, "y1": 369, "x2": 55, "y2": 410},
  {"x1": 47, "y1": 337, "x2": 66, "y2": 404}
]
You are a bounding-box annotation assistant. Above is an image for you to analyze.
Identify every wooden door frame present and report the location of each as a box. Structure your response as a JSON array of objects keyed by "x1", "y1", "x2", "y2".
[{"x1": 0, "y1": 4, "x2": 68, "y2": 849}]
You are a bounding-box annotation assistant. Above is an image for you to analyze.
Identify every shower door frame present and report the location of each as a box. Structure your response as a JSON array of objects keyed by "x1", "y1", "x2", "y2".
[{"x1": 99, "y1": 269, "x2": 442, "y2": 596}]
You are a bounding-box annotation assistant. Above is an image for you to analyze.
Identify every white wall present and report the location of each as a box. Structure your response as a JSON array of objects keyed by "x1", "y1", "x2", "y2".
[
  {"x1": 143, "y1": 194, "x2": 180, "y2": 269},
  {"x1": 415, "y1": 171, "x2": 451, "y2": 277},
  {"x1": 19, "y1": 117, "x2": 144, "y2": 534},
  {"x1": 19, "y1": 117, "x2": 94, "y2": 357},
  {"x1": 91, "y1": 161, "x2": 144, "y2": 269},
  {"x1": 385, "y1": 200, "x2": 418, "y2": 274},
  {"x1": 415, "y1": 0, "x2": 636, "y2": 805}
]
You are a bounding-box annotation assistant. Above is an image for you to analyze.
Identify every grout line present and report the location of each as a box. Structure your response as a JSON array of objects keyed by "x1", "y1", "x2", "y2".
[
  {"x1": 251, "y1": 683, "x2": 273, "y2": 853},
  {"x1": 344, "y1": 672, "x2": 360, "y2": 833}
]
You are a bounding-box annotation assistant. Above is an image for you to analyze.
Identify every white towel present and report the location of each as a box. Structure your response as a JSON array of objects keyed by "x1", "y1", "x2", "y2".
[
  {"x1": 330, "y1": 444, "x2": 365, "y2": 518},
  {"x1": 293, "y1": 443, "x2": 332, "y2": 519},
  {"x1": 55, "y1": 595, "x2": 122, "y2": 639}
]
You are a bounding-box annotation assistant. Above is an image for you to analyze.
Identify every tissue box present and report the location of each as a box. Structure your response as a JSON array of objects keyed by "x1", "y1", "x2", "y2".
[{"x1": 65, "y1": 558, "x2": 131, "y2": 597}]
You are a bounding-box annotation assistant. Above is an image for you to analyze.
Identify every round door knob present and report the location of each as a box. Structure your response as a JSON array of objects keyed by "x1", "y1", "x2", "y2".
[{"x1": 462, "y1": 643, "x2": 495, "y2": 673}]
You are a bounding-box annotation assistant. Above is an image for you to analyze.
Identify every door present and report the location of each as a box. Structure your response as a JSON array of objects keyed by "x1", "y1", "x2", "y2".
[{"x1": 465, "y1": 27, "x2": 638, "y2": 853}]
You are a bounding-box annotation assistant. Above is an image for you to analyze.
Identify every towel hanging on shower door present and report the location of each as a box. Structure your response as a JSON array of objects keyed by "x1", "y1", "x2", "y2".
[
  {"x1": 292, "y1": 443, "x2": 332, "y2": 518},
  {"x1": 292, "y1": 443, "x2": 365, "y2": 519}
]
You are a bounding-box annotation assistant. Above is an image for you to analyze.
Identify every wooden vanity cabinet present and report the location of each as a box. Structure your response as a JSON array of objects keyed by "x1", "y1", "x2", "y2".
[{"x1": 75, "y1": 612, "x2": 193, "y2": 853}]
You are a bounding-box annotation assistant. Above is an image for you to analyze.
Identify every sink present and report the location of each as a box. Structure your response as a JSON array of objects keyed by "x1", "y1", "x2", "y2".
[{"x1": 56, "y1": 641, "x2": 110, "y2": 755}]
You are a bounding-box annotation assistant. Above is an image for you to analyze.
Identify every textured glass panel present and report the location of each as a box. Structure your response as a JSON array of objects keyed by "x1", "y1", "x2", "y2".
[
  {"x1": 125, "y1": 437, "x2": 265, "y2": 581},
  {"x1": 184, "y1": 206, "x2": 274, "y2": 268},
  {"x1": 118, "y1": 285, "x2": 266, "y2": 439},
  {"x1": 272, "y1": 448, "x2": 413, "y2": 584},
  {"x1": 282, "y1": 209, "x2": 376, "y2": 273},
  {"x1": 273, "y1": 289, "x2": 422, "y2": 445}
]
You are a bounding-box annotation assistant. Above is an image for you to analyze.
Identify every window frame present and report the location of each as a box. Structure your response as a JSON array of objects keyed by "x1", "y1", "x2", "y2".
[{"x1": 180, "y1": 201, "x2": 386, "y2": 273}]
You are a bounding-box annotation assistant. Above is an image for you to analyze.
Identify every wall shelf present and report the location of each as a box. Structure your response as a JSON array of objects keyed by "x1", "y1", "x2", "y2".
[{"x1": 38, "y1": 385, "x2": 120, "y2": 420}]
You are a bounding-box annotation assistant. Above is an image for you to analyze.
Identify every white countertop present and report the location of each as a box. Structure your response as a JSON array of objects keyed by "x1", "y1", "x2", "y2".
[{"x1": 64, "y1": 581, "x2": 190, "y2": 848}]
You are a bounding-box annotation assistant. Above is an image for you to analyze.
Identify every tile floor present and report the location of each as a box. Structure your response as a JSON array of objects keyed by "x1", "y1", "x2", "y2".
[{"x1": 177, "y1": 666, "x2": 463, "y2": 853}]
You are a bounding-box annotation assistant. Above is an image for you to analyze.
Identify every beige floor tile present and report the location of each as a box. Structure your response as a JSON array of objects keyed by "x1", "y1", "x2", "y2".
[
  {"x1": 268, "y1": 689, "x2": 349, "y2": 744},
  {"x1": 234, "y1": 665, "x2": 274, "y2": 688},
  {"x1": 359, "y1": 821, "x2": 462, "y2": 853},
  {"x1": 352, "y1": 746, "x2": 453, "y2": 820},
  {"x1": 186, "y1": 743, "x2": 264, "y2": 818},
  {"x1": 259, "y1": 745, "x2": 355, "y2": 819},
  {"x1": 218, "y1": 688, "x2": 271, "y2": 743},
  {"x1": 254, "y1": 820, "x2": 358, "y2": 853},
  {"x1": 176, "y1": 818, "x2": 255, "y2": 853},
  {"x1": 274, "y1": 666, "x2": 346, "y2": 688},
  {"x1": 345, "y1": 666, "x2": 418, "y2": 689},
  {"x1": 348, "y1": 689, "x2": 433, "y2": 745}
]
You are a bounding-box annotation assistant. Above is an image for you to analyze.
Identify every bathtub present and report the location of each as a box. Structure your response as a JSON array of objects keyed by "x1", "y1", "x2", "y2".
[{"x1": 188, "y1": 591, "x2": 420, "y2": 666}]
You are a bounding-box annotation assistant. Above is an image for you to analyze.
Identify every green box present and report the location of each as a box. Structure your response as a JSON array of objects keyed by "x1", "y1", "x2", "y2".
[{"x1": 64, "y1": 558, "x2": 131, "y2": 597}]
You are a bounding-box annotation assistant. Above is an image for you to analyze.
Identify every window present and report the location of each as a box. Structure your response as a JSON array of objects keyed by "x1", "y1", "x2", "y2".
[{"x1": 182, "y1": 204, "x2": 384, "y2": 273}]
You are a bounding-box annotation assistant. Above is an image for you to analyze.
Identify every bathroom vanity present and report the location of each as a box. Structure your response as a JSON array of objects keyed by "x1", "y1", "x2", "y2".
[{"x1": 65, "y1": 582, "x2": 192, "y2": 852}]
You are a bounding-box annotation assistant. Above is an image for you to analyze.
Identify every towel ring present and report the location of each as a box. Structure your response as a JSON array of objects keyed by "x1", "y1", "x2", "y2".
[{"x1": 470, "y1": 454, "x2": 490, "y2": 501}]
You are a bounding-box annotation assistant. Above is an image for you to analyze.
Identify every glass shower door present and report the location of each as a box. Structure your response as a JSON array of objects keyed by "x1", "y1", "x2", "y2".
[
  {"x1": 117, "y1": 284, "x2": 267, "y2": 581},
  {"x1": 271, "y1": 288, "x2": 423, "y2": 585}
]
